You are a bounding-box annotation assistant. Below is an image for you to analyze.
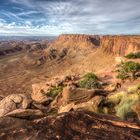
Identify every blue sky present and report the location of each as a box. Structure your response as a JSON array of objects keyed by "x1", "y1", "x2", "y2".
[{"x1": 0, "y1": 0, "x2": 140, "y2": 36}]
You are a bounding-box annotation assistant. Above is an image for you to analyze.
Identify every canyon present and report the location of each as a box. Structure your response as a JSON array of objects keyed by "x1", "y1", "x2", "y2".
[
  {"x1": 0, "y1": 34, "x2": 140, "y2": 96},
  {"x1": 0, "y1": 34, "x2": 140, "y2": 140}
]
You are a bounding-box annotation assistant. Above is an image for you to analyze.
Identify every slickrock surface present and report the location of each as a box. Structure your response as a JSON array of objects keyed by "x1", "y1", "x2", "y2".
[{"x1": 0, "y1": 111, "x2": 140, "y2": 140}]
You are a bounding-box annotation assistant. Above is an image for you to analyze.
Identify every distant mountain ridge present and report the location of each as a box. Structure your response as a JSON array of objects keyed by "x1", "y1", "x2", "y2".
[{"x1": 0, "y1": 36, "x2": 56, "y2": 41}]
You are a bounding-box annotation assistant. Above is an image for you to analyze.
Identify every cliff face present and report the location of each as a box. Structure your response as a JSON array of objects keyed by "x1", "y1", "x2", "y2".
[
  {"x1": 50, "y1": 34, "x2": 100, "y2": 50},
  {"x1": 50, "y1": 35, "x2": 140, "y2": 56},
  {"x1": 101, "y1": 36, "x2": 140, "y2": 56}
]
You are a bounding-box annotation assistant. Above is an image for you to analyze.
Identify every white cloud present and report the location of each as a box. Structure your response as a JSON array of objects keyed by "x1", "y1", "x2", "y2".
[
  {"x1": 1, "y1": 0, "x2": 140, "y2": 35},
  {"x1": 17, "y1": 11, "x2": 40, "y2": 16},
  {"x1": 0, "y1": 20, "x2": 73, "y2": 36}
]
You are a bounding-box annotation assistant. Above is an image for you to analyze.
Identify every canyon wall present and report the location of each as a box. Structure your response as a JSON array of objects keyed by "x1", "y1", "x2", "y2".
[
  {"x1": 49, "y1": 34, "x2": 100, "y2": 50},
  {"x1": 50, "y1": 34, "x2": 140, "y2": 56},
  {"x1": 101, "y1": 35, "x2": 140, "y2": 56}
]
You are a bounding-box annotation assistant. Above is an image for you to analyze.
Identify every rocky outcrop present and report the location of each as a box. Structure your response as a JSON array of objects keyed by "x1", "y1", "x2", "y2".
[
  {"x1": 61, "y1": 86, "x2": 107, "y2": 104},
  {"x1": 31, "y1": 83, "x2": 52, "y2": 103},
  {"x1": 0, "y1": 111, "x2": 140, "y2": 140},
  {"x1": 101, "y1": 35, "x2": 140, "y2": 56},
  {"x1": 56, "y1": 86, "x2": 107, "y2": 113},
  {"x1": 31, "y1": 75, "x2": 79, "y2": 103},
  {"x1": 0, "y1": 94, "x2": 31, "y2": 117},
  {"x1": 62, "y1": 86, "x2": 96, "y2": 104},
  {"x1": 58, "y1": 96, "x2": 105, "y2": 113}
]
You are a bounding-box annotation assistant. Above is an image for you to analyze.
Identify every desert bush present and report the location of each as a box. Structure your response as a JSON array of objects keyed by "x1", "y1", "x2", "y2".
[
  {"x1": 107, "y1": 87, "x2": 140, "y2": 120},
  {"x1": 125, "y1": 52, "x2": 140, "y2": 59},
  {"x1": 115, "y1": 93, "x2": 140, "y2": 120},
  {"x1": 108, "y1": 91, "x2": 127, "y2": 104},
  {"x1": 78, "y1": 73, "x2": 101, "y2": 89},
  {"x1": 116, "y1": 71, "x2": 129, "y2": 80},
  {"x1": 117, "y1": 61, "x2": 140, "y2": 80},
  {"x1": 47, "y1": 86, "x2": 63, "y2": 98}
]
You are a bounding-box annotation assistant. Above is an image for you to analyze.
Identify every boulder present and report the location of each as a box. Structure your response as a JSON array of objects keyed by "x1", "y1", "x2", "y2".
[
  {"x1": 61, "y1": 86, "x2": 106, "y2": 104},
  {"x1": 5, "y1": 109, "x2": 44, "y2": 119},
  {"x1": 31, "y1": 83, "x2": 52, "y2": 103},
  {"x1": 74, "y1": 96, "x2": 105, "y2": 112},
  {"x1": 0, "y1": 94, "x2": 31, "y2": 117},
  {"x1": 58, "y1": 96, "x2": 105, "y2": 113}
]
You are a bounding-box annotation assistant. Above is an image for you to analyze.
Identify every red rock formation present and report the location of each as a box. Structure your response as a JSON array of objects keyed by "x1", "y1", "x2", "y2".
[
  {"x1": 50, "y1": 34, "x2": 100, "y2": 50},
  {"x1": 101, "y1": 35, "x2": 140, "y2": 56},
  {"x1": 49, "y1": 35, "x2": 140, "y2": 56}
]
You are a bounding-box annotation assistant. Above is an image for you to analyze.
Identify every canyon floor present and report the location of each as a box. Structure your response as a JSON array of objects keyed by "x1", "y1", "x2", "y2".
[{"x1": 0, "y1": 34, "x2": 140, "y2": 140}]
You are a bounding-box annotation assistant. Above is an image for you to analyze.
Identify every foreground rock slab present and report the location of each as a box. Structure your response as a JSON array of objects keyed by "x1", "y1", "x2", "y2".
[
  {"x1": 0, "y1": 111, "x2": 140, "y2": 140},
  {"x1": 5, "y1": 109, "x2": 44, "y2": 119}
]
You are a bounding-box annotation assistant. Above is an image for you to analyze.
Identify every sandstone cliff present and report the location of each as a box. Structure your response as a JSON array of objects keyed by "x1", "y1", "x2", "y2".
[
  {"x1": 101, "y1": 35, "x2": 140, "y2": 56},
  {"x1": 49, "y1": 34, "x2": 100, "y2": 50},
  {"x1": 49, "y1": 34, "x2": 140, "y2": 56}
]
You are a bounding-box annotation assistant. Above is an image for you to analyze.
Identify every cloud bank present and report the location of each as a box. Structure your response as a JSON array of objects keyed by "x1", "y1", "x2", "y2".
[{"x1": 0, "y1": 0, "x2": 140, "y2": 35}]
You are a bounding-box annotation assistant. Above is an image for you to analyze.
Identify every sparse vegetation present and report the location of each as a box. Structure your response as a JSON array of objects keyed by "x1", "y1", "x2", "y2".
[
  {"x1": 117, "y1": 61, "x2": 140, "y2": 80},
  {"x1": 125, "y1": 52, "x2": 140, "y2": 59},
  {"x1": 107, "y1": 85, "x2": 140, "y2": 120},
  {"x1": 47, "y1": 86, "x2": 63, "y2": 98},
  {"x1": 78, "y1": 73, "x2": 101, "y2": 89},
  {"x1": 115, "y1": 95, "x2": 139, "y2": 120}
]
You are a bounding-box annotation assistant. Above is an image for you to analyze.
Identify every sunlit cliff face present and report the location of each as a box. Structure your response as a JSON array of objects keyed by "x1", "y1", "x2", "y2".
[{"x1": 0, "y1": 0, "x2": 140, "y2": 36}]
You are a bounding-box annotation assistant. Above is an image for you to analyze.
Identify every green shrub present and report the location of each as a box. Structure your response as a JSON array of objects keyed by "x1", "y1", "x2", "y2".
[
  {"x1": 116, "y1": 71, "x2": 129, "y2": 80},
  {"x1": 125, "y1": 52, "x2": 140, "y2": 59},
  {"x1": 47, "y1": 86, "x2": 63, "y2": 98},
  {"x1": 78, "y1": 73, "x2": 101, "y2": 89},
  {"x1": 117, "y1": 61, "x2": 140, "y2": 80},
  {"x1": 83, "y1": 73, "x2": 98, "y2": 80}
]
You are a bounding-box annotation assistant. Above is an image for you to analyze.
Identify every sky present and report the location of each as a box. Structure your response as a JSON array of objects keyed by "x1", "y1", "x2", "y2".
[{"x1": 0, "y1": 0, "x2": 140, "y2": 36}]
